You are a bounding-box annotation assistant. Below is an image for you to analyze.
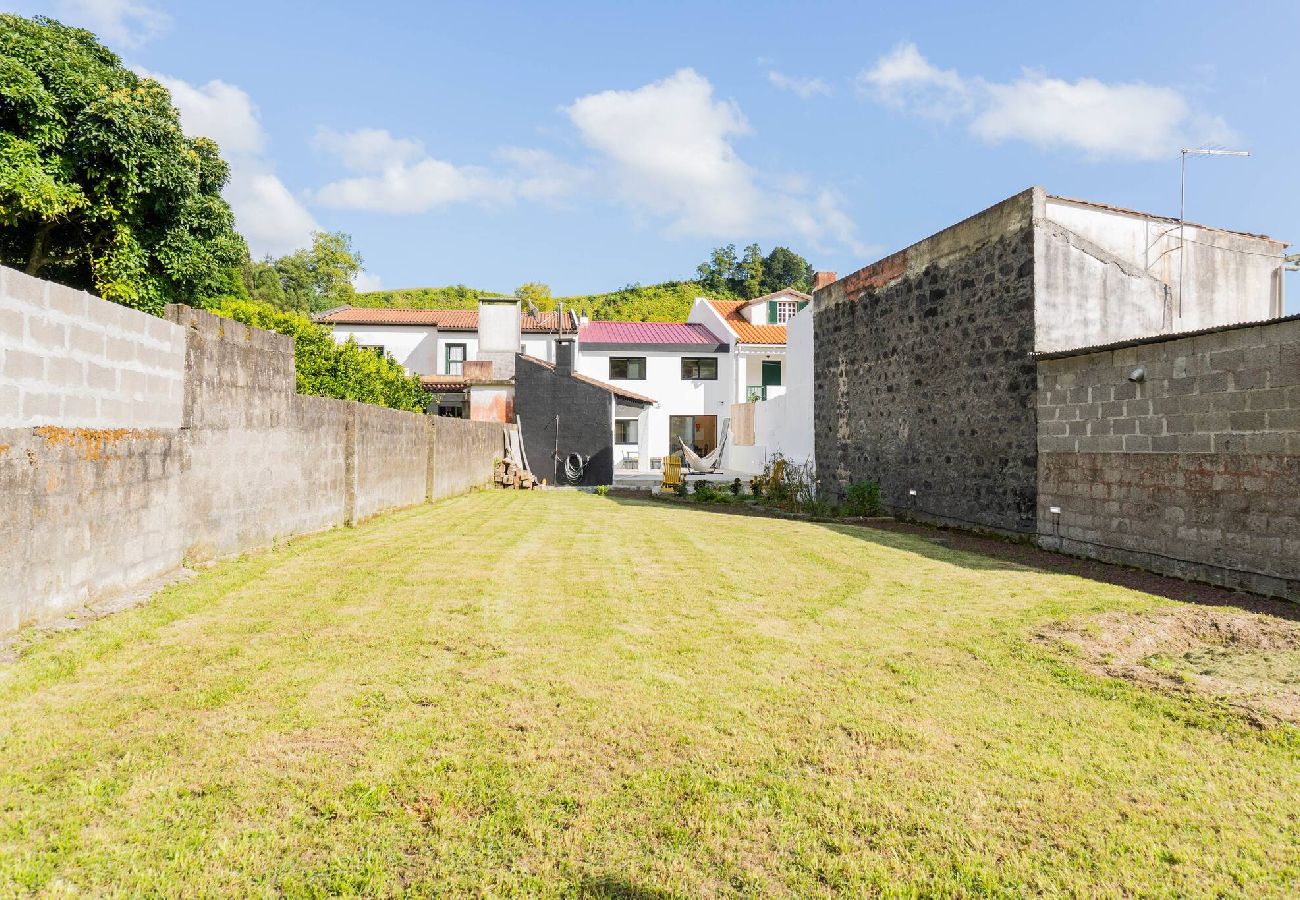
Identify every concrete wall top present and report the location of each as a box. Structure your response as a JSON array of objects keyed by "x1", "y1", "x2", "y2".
[{"x1": 0, "y1": 265, "x2": 185, "y2": 429}]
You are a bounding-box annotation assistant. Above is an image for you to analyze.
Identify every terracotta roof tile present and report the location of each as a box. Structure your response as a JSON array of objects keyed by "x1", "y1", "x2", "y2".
[
  {"x1": 420, "y1": 375, "x2": 469, "y2": 392},
  {"x1": 706, "y1": 299, "x2": 788, "y2": 345},
  {"x1": 316, "y1": 307, "x2": 578, "y2": 332}
]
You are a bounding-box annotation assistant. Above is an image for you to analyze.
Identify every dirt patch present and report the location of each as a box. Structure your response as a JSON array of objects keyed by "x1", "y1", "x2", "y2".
[{"x1": 1038, "y1": 607, "x2": 1300, "y2": 725}]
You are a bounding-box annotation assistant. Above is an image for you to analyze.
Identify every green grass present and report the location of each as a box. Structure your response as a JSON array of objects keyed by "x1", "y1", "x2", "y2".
[{"x1": 1, "y1": 492, "x2": 1297, "y2": 896}]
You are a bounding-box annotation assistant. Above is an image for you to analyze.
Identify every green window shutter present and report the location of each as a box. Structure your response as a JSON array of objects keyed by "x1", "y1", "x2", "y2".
[
  {"x1": 797, "y1": 300, "x2": 809, "y2": 312},
  {"x1": 767, "y1": 300, "x2": 778, "y2": 323}
]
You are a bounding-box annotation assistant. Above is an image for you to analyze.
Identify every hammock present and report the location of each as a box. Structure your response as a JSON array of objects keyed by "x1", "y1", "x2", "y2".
[{"x1": 678, "y1": 429, "x2": 729, "y2": 474}]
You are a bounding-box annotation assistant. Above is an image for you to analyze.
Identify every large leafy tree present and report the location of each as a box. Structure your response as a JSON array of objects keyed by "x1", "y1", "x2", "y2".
[
  {"x1": 242, "y1": 231, "x2": 364, "y2": 314},
  {"x1": 0, "y1": 14, "x2": 247, "y2": 314},
  {"x1": 761, "y1": 246, "x2": 814, "y2": 294}
]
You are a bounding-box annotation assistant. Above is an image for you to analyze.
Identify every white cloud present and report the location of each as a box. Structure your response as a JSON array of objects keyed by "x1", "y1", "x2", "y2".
[
  {"x1": 856, "y1": 42, "x2": 970, "y2": 121},
  {"x1": 312, "y1": 129, "x2": 512, "y2": 213},
  {"x1": 565, "y1": 68, "x2": 867, "y2": 254},
  {"x1": 857, "y1": 42, "x2": 1234, "y2": 160},
  {"x1": 142, "y1": 70, "x2": 318, "y2": 257},
  {"x1": 352, "y1": 270, "x2": 383, "y2": 293},
  {"x1": 313, "y1": 127, "x2": 423, "y2": 172},
  {"x1": 310, "y1": 130, "x2": 588, "y2": 213},
  {"x1": 768, "y1": 70, "x2": 832, "y2": 99},
  {"x1": 55, "y1": 0, "x2": 169, "y2": 48}
]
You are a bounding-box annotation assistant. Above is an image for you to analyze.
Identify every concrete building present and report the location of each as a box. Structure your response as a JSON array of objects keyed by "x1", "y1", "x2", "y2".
[
  {"x1": 811, "y1": 185, "x2": 1297, "y2": 599},
  {"x1": 314, "y1": 304, "x2": 581, "y2": 418}
]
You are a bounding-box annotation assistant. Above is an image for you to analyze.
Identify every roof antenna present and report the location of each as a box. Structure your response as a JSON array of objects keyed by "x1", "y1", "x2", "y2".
[
  {"x1": 526, "y1": 299, "x2": 540, "y2": 321},
  {"x1": 1179, "y1": 147, "x2": 1249, "y2": 318}
]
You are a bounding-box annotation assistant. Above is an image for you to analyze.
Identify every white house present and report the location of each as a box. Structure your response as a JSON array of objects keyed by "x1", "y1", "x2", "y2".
[
  {"x1": 573, "y1": 320, "x2": 731, "y2": 472},
  {"x1": 314, "y1": 305, "x2": 580, "y2": 417}
]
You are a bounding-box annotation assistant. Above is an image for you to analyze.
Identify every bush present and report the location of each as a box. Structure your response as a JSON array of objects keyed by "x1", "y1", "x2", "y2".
[
  {"x1": 209, "y1": 300, "x2": 427, "y2": 413},
  {"x1": 594, "y1": 485, "x2": 610, "y2": 497},
  {"x1": 845, "y1": 481, "x2": 882, "y2": 517},
  {"x1": 729, "y1": 478, "x2": 743, "y2": 496}
]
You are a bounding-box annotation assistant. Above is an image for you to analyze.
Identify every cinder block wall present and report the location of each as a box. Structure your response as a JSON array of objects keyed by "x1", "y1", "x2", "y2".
[
  {"x1": 1037, "y1": 317, "x2": 1300, "y2": 600},
  {"x1": 813, "y1": 190, "x2": 1040, "y2": 533},
  {"x1": 0, "y1": 266, "x2": 185, "y2": 428},
  {"x1": 1, "y1": 278, "x2": 509, "y2": 637}
]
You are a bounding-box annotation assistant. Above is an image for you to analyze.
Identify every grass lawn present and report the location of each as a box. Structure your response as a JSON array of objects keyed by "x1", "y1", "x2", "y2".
[{"x1": 1, "y1": 491, "x2": 1297, "y2": 896}]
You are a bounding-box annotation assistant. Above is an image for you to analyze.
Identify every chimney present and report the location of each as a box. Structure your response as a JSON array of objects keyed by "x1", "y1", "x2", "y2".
[
  {"x1": 812, "y1": 271, "x2": 837, "y2": 292},
  {"x1": 555, "y1": 338, "x2": 575, "y2": 375}
]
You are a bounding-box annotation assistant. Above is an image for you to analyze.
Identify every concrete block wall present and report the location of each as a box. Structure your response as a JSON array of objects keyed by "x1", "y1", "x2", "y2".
[
  {"x1": 2, "y1": 280, "x2": 509, "y2": 637},
  {"x1": 0, "y1": 265, "x2": 185, "y2": 428},
  {"x1": 1037, "y1": 317, "x2": 1300, "y2": 600}
]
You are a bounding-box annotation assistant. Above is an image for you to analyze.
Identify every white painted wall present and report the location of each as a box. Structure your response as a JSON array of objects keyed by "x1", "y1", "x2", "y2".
[
  {"x1": 435, "y1": 334, "x2": 478, "y2": 375},
  {"x1": 1041, "y1": 197, "x2": 1285, "y2": 349},
  {"x1": 329, "y1": 324, "x2": 439, "y2": 374},
  {"x1": 723, "y1": 305, "x2": 813, "y2": 474},
  {"x1": 575, "y1": 348, "x2": 728, "y2": 470}
]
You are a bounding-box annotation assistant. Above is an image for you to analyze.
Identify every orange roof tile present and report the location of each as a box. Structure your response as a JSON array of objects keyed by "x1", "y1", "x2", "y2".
[{"x1": 706, "y1": 299, "x2": 787, "y2": 345}]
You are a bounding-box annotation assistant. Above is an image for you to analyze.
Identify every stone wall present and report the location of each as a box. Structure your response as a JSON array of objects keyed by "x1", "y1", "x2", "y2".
[
  {"x1": 1, "y1": 290, "x2": 509, "y2": 637},
  {"x1": 813, "y1": 190, "x2": 1040, "y2": 534},
  {"x1": 1037, "y1": 317, "x2": 1300, "y2": 600},
  {"x1": 515, "y1": 355, "x2": 616, "y2": 486},
  {"x1": 0, "y1": 266, "x2": 185, "y2": 428}
]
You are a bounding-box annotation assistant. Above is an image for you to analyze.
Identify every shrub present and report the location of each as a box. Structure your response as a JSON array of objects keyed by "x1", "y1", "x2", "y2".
[
  {"x1": 209, "y1": 300, "x2": 427, "y2": 413},
  {"x1": 729, "y1": 478, "x2": 743, "y2": 496},
  {"x1": 845, "y1": 481, "x2": 882, "y2": 517},
  {"x1": 594, "y1": 485, "x2": 610, "y2": 497}
]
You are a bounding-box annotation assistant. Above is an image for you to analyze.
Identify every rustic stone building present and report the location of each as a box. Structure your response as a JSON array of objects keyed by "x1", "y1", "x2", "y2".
[{"x1": 813, "y1": 187, "x2": 1296, "y2": 599}]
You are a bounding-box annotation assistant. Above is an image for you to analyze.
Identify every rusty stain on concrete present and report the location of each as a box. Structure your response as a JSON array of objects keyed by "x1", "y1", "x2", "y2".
[{"x1": 34, "y1": 426, "x2": 160, "y2": 461}]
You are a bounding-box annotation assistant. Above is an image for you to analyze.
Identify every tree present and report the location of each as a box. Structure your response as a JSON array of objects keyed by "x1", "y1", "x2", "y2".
[
  {"x1": 0, "y1": 14, "x2": 246, "y2": 314},
  {"x1": 210, "y1": 299, "x2": 427, "y2": 413},
  {"x1": 761, "y1": 246, "x2": 814, "y2": 294},
  {"x1": 736, "y1": 243, "x2": 765, "y2": 300},
  {"x1": 514, "y1": 281, "x2": 553, "y2": 312},
  {"x1": 695, "y1": 244, "x2": 738, "y2": 296},
  {"x1": 240, "y1": 231, "x2": 364, "y2": 314}
]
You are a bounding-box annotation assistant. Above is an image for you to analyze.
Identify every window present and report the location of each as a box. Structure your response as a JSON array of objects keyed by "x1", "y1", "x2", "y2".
[
  {"x1": 765, "y1": 299, "x2": 807, "y2": 324},
  {"x1": 681, "y1": 357, "x2": 718, "y2": 380},
  {"x1": 614, "y1": 418, "x2": 639, "y2": 445},
  {"x1": 445, "y1": 343, "x2": 467, "y2": 375},
  {"x1": 609, "y1": 357, "x2": 646, "y2": 380},
  {"x1": 358, "y1": 344, "x2": 385, "y2": 356}
]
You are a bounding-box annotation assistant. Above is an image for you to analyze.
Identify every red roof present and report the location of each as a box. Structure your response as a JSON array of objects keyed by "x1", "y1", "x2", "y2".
[
  {"x1": 578, "y1": 321, "x2": 726, "y2": 348},
  {"x1": 706, "y1": 300, "x2": 788, "y2": 345},
  {"x1": 315, "y1": 307, "x2": 578, "y2": 333}
]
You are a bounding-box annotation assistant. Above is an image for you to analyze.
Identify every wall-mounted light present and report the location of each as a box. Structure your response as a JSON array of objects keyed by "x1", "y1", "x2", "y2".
[
  {"x1": 1128, "y1": 367, "x2": 1145, "y2": 383},
  {"x1": 908, "y1": 489, "x2": 917, "y2": 496},
  {"x1": 1049, "y1": 506, "x2": 1061, "y2": 515}
]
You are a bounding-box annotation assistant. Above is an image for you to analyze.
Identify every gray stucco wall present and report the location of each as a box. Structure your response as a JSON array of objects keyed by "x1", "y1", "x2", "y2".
[
  {"x1": 813, "y1": 190, "x2": 1040, "y2": 534},
  {"x1": 1, "y1": 301, "x2": 509, "y2": 638},
  {"x1": 1037, "y1": 317, "x2": 1300, "y2": 600}
]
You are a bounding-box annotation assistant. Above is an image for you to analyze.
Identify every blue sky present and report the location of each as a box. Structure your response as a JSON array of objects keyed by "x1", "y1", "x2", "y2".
[{"x1": 9, "y1": 1, "x2": 1299, "y2": 308}]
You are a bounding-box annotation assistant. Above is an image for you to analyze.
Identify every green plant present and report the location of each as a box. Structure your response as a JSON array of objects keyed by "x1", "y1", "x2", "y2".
[
  {"x1": 730, "y1": 478, "x2": 743, "y2": 496},
  {"x1": 209, "y1": 300, "x2": 427, "y2": 412},
  {"x1": 691, "y1": 481, "x2": 721, "y2": 503},
  {"x1": 594, "y1": 485, "x2": 610, "y2": 497},
  {"x1": 845, "y1": 480, "x2": 882, "y2": 517}
]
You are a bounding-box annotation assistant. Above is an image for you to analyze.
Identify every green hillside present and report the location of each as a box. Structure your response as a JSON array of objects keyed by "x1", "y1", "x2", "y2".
[{"x1": 353, "y1": 280, "x2": 737, "y2": 323}]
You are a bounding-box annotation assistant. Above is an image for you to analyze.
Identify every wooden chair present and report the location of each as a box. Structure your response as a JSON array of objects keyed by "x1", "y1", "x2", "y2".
[{"x1": 660, "y1": 455, "x2": 682, "y2": 491}]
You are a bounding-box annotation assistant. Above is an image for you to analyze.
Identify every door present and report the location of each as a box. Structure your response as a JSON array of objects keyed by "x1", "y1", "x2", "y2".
[
  {"x1": 761, "y1": 360, "x2": 782, "y2": 387},
  {"x1": 669, "y1": 415, "x2": 717, "y2": 458}
]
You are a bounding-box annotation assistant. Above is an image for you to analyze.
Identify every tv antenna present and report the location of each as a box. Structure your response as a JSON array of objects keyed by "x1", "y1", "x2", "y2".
[{"x1": 1178, "y1": 147, "x2": 1249, "y2": 317}]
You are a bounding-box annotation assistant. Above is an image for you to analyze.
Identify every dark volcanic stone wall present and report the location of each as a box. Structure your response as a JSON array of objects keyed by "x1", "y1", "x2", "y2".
[
  {"x1": 814, "y1": 217, "x2": 1039, "y2": 534},
  {"x1": 514, "y1": 355, "x2": 616, "y2": 486}
]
